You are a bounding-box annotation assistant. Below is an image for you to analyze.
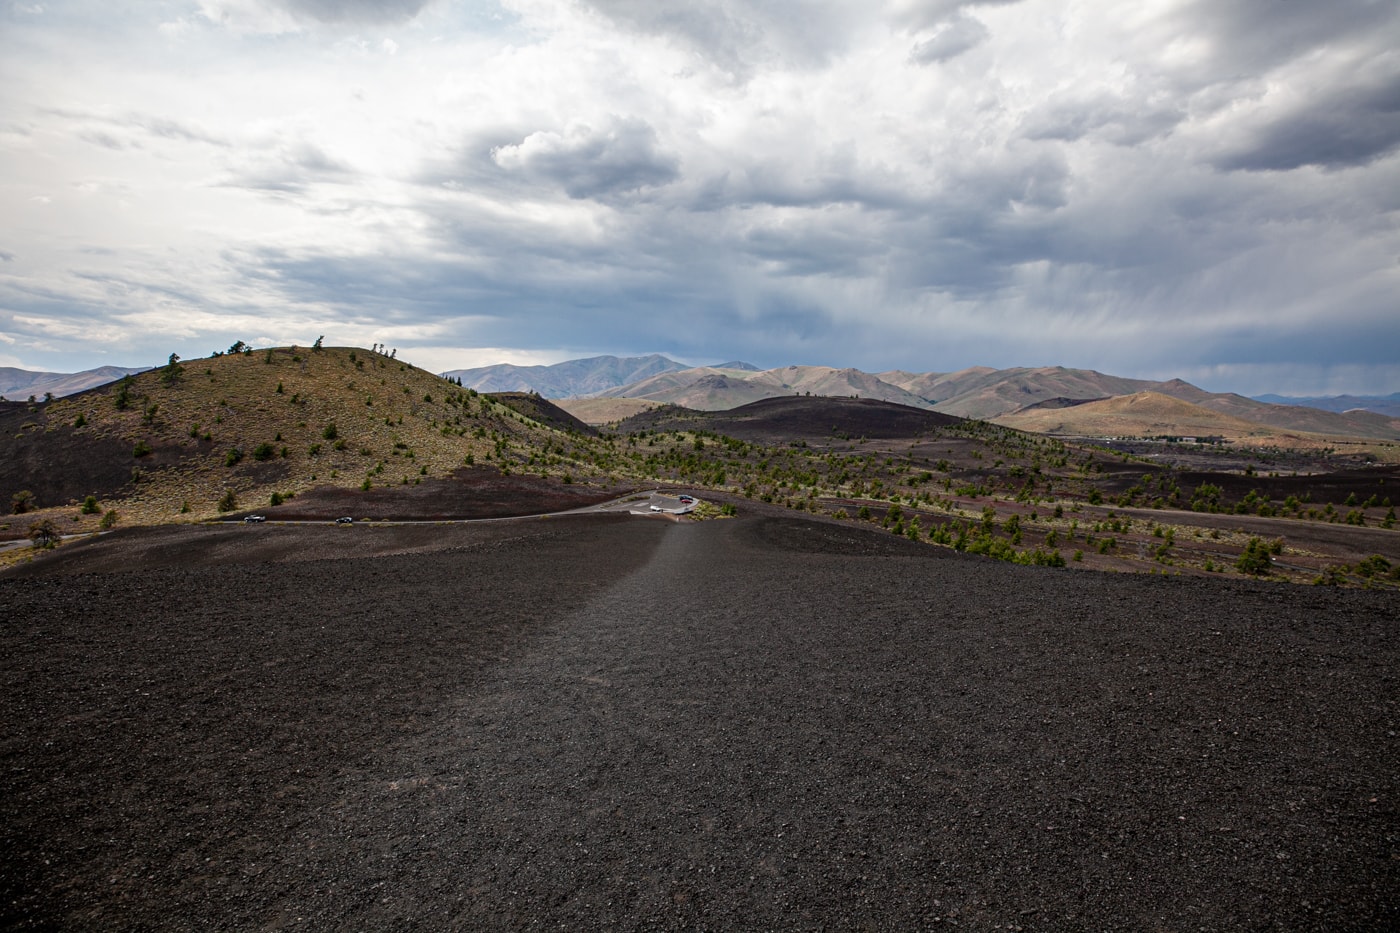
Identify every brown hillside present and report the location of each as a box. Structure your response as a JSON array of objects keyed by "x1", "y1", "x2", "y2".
[
  {"x1": 666, "y1": 373, "x2": 780, "y2": 409},
  {"x1": 745, "y1": 366, "x2": 932, "y2": 408},
  {"x1": 601, "y1": 364, "x2": 935, "y2": 411},
  {"x1": 1, "y1": 347, "x2": 599, "y2": 528},
  {"x1": 1014, "y1": 396, "x2": 1110, "y2": 411},
  {"x1": 875, "y1": 366, "x2": 993, "y2": 401},
  {"x1": 573, "y1": 361, "x2": 1399, "y2": 441},
  {"x1": 553, "y1": 397, "x2": 660, "y2": 425},
  {"x1": 595, "y1": 366, "x2": 742, "y2": 401},
  {"x1": 489, "y1": 392, "x2": 598, "y2": 436},
  {"x1": 1196, "y1": 393, "x2": 1400, "y2": 440},
  {"x1": 927, "y1": 367, "x2": 1161, "y2": 418},
  {"x1": 615, "y1": 396, "x2": 963, "y2": 443},
  {"x1": 993, "y1": 391, "x2": 1357, "y2": 446}
]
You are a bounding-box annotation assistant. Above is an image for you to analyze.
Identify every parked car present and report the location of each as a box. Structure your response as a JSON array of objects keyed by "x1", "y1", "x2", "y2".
[
  {"x1": 336, "y1": 516, "x2": 354, "y2": 524},
  {"x1": 243, "y1": 515, "x2": 265, "y2": 523},
  {"x1": 678, "y1": 495, "x2": 695, "y2": 504}
]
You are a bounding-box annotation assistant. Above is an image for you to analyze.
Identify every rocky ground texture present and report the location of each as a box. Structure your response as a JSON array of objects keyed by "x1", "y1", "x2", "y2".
[{"x1": 2, "y1": 513, "x2": 1397, "y2": 930}]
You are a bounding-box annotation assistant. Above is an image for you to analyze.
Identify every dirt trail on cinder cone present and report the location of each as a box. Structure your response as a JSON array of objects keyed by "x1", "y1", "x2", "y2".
[{"x1": 3, "y1": 515, "x2": 1398, "y2": 931}]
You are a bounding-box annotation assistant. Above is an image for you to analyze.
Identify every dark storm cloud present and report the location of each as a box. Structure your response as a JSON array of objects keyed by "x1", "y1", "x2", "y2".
[
  {"x1": 235, "y1": 181, "x2": 848, "y2": 362},
  {"x1": 1021, "y1": 92, "x2": 1184, "y2": 146},
  {"x1": 417, "y1": 131, "x2": 1078, "y2": 341},
  {"x1": 1177, "y1": 290, "x2": 1400, "y2": 370},
  {"x1": 743, "y1": 225, "x2": 883, "y2": 279},
  {"x1": 1214, "y1": 72, "x2": 1400, "y2": 172},
  {"x1": 693, "y1": 167, "x2": 904, "y2": 212},
  {"x1": 1172, "y1": 0, "x2": 1399, "y2": 78},
  {"x1": 1166, "y1": 0, "x2": 1400, "y2": 173},
  {"x1": 241, "y1": 244, "x2": 698, "y2": 352},
  {"x1": 429, "y1": 125, "x2": 1076, "y2": 315},
  {"x1": 583, "y1": 0, "x2": 756, "y2": 74},
  {"x1": 491, "y1": 118, "x2": 679, "y2": 200}
]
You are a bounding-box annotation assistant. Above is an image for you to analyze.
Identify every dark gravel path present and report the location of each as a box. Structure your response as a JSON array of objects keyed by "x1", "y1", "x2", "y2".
[{"x1": 3, "y1": 515, "x2": 1398, "y2": 930}]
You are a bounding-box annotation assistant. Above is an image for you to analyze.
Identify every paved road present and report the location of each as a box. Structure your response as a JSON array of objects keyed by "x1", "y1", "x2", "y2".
[
  {"x1": 0, "y1": 531, "x2": 102, "y2": 555},
  {"x1": 219, "y1": 489, "x2": 700, "y2": 525},
  {"x1": 581, "y1": 489, "x2": 697, "y2": 516}
]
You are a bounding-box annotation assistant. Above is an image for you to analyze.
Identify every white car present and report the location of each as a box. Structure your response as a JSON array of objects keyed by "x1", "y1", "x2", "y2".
[{"x1": 243, "y1": 515, "x2": 266, "y2": 523}]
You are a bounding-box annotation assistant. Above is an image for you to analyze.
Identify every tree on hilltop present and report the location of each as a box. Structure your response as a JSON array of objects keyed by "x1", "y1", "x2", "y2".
[
  {"x1": 114, "y1": 374, "x2": 134, "y2": 410},
  {"x1": 160, "y1": 352, "x2": 184, "y2": 386}
]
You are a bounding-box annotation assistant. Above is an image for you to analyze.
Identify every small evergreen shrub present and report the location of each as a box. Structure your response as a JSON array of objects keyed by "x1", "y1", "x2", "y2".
[{"x1": 1235, "y1": 537, "x2": 1272, "y2": 575}]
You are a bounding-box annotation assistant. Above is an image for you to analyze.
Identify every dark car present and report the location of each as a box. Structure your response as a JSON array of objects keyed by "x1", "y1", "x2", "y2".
[
  {"x1": 336, "y1": 516, "x2": 354, "y2": 524},
  {"x1": 243, "y1": 515, "x2": 265, "y2": 523}
]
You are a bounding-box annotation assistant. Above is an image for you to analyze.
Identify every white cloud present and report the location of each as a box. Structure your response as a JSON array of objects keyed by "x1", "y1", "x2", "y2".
[
  {"x1": 403, "y1": 344, "x2": 578, "y2": 374},
  {"x1": 492, "y1": 117, "x2": 679, "y2": 199},
  {"x1": 909, "y1": 12, "x2": 989, "y2": 63},
  {"x1": 196, "y1": 0, "x2": 304, "y2": 35},
  {"x1": 195, "y1": 0, "x2": 433, "y2": 34},
  {"x1": 0, "y1": 0, "x2": 1396, "y2": 394}
]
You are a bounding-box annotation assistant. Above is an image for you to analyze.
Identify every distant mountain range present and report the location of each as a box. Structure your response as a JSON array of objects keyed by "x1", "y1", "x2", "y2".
[
  {"x1": 1254, "y1": 393, "x2": 1400, "y2": 419},
  {"x1": 582, "y1": 362, "x2": 1396, "y2": 440},
  {"x1": 478, "y1": 357, "x2": 1391, "y2": 442},
  {"x1": 0, "y1": 365, "x2": 149, "y2": 401},
  {"x1": 11, "y1": 355, "x2": 1400, "y2": 443},
  {"x1": 441, "y1": 354, "x2": 695, "y2": 397},
  {"x1": 442, "y1": 350, "x2": 761, "y2": 389}
]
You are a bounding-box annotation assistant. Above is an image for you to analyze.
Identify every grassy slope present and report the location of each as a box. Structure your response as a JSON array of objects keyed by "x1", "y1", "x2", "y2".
[
  {"x1": 994, "y1": 391, "x2": 1398, "y2": 456},
  {"x1": 20, "y1": 347, "x2": 600, "y2": 526},
  {"x1": 602, "y1": 364, "x2": 1400, "y2": 442},
  {"x1": 554, "y1": 397, "x2": 661, "y2": 425},
  {"x1": 6, "y1": 367, "x2": 1396, "y2": 588},
  {"x1": 995, "y1": 392, "x2": 1306, "y2": 440}
]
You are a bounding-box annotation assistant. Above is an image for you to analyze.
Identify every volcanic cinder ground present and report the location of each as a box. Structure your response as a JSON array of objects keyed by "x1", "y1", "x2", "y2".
[{"x1": 2, "y1": 511, "x2": 1398, "y2": 931}]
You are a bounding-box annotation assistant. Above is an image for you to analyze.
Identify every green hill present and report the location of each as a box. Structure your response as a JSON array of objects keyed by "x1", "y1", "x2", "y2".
[{"x1": 1, "y1": 346, "x2": 611, "y2": 527}]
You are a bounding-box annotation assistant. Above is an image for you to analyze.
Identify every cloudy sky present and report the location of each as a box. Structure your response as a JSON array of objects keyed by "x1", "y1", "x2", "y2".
[{"x1": 2, "y1": 0, "x2": 1398, "y2": 394}]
